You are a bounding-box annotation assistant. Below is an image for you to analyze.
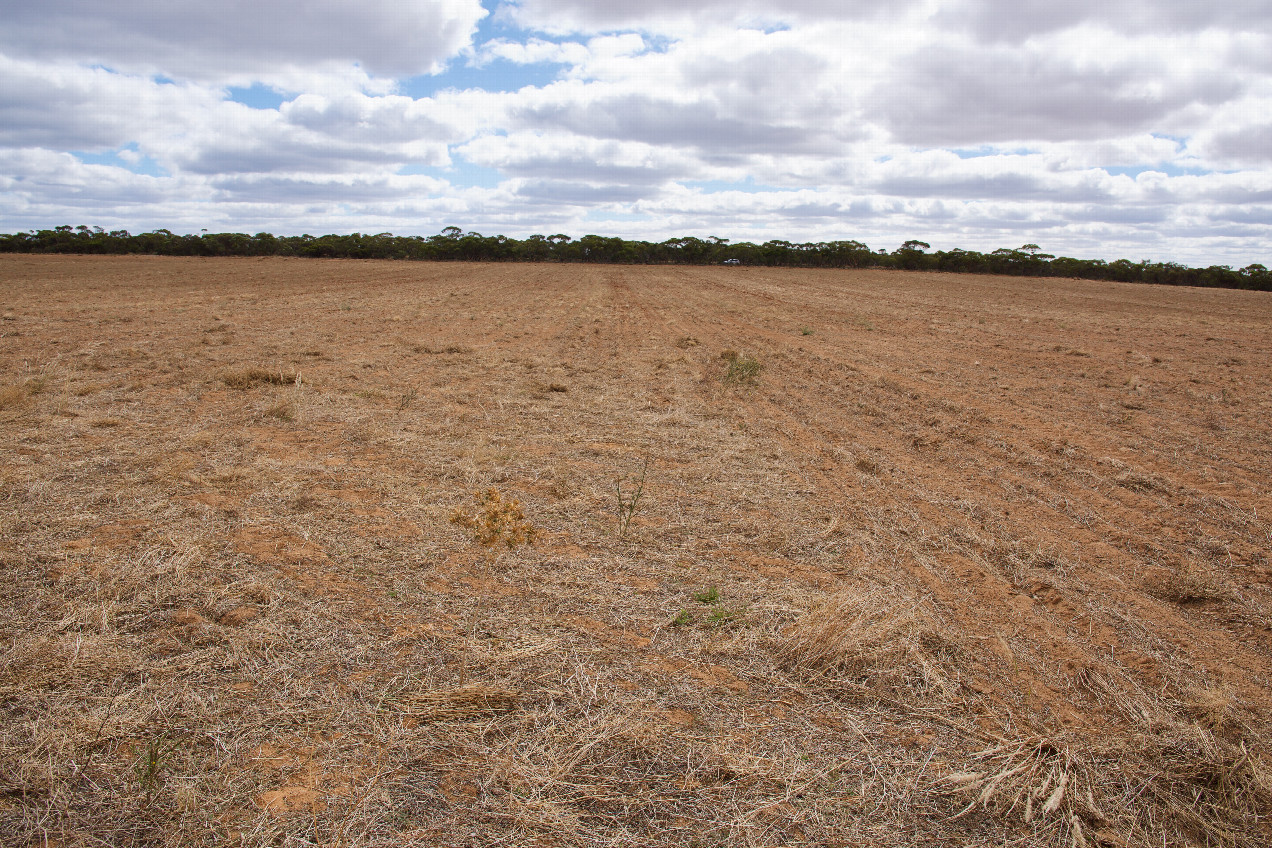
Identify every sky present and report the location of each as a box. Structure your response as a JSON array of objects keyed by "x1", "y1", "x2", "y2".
[{"x1": 1, "y1": 1, "x2": 1269, "y2": 266}]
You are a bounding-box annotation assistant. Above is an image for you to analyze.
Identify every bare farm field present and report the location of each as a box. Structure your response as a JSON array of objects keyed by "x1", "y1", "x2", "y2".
[{"x1": 3, "y1": 255, "x2": 1272, "y2": 847}]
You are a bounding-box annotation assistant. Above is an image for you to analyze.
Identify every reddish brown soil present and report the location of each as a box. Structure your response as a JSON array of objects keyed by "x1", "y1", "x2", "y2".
[{"x1": 1, "y1": 255, "x2": 1270, "y2": 846}]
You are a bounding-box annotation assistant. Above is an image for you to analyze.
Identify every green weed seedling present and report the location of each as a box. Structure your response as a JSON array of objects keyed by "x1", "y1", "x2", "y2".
[
  {"x1": 615, "y1": 455, "x2": 650, "y2": 539},
  {"x1": 694, "y1": 586, "x2": 719, "y2": 605},
  {"x1": 135, "y1": 735, "x2": 177, "y2": 801},
  {"x1": 721, "y1": 351, "x2": 762, "y2": 385},
  {"x1": 708, "y1": 606, "x2": 740, "y2": 626}
]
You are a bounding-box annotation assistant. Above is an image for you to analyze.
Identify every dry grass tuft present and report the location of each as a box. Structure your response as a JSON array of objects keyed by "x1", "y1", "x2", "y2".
[
  {"x1": 941, "y1": 738, "x2": 1101, "y2": 844},
  {"x1": 943, "y1": 724, "x2": 1272, "y2": 847},
  {"x1": 1114, "y1": 470, "x2": 1170, "y2": 493},
  {"x1": 963, "y1": 666, "x2": 1272, "y2": 846},
  {"x1": 393, "y1": 683, "x2": 520, "y2": 722},
  {"x1": 1143, "y1": 566, "x2": 1238, "y2": 606},
  {"x1": 0, "y1": 377, "x2": 46, "y2": 411},
  {"x1": 220, "y1": 366, "x2": 297, "y2": 389},
  {"x1": 264, "y1": 401, "x2": 295, "y2": 422},
  {"x1": 777, "y1": 584, "x2": 961, "y2": 699},
  {"x1": 0, "y1": 384, "x2": 29, "y2": 408},
  {"x1": 721, "y1": 350, "x2": 763, "y2": 385}
]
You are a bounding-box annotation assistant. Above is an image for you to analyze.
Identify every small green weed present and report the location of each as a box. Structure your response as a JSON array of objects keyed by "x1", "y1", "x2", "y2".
[
  {"x1": 134, "y1": 735, "x2": 176, "y2": 800},
  {"x1": 708, "y1": 606, "x2": 740, "y2": 626},
  {"x1": 693, "y1": 586, "x2": 719, "y2": 605},
  {"x1": 721, "y1": 351, "x2": 762, "y2": 385},
  {"x1": 800, "y1": 326, "x2": 814, "y2": 336},
  {"x1": 671, "y1": 609, "x2": 693, "y2": 627},
  {"x1": 615, "y1": 456, "x2": 650, "y2": 539}
]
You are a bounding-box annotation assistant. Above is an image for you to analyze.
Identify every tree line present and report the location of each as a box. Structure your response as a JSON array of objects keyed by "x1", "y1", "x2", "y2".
[{"x1": 1, "y1": 225, "x2": 1267, "y2": 291}]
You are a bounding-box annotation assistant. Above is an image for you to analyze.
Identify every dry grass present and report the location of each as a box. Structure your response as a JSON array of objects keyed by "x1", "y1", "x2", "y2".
[
  {"x1": 220, "y1": 366, "x2": 298, "y2": 389},
  {"x1": 391, "y1": 683, "x2": 521, "y2": 721},
  {"x1": 778, "y1": 584, "x2": 962, "y2": 700},
  {"x1": 2, "y1": 255, "x2": 1271, "y2": 847},
  {"x1": 720, "y1": 349, "x2": 763, "y2": 385}
]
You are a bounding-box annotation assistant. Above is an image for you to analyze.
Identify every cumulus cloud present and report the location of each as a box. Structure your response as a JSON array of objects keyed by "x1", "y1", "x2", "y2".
[
  {"x1": 0, "y1": 0, "x2": 487, "y2": 83},
  {"x1": 474, "y1": 38, "x2": 591, "y2": 67},
  {"x1": 498, "y1": 0, "x2": 911, "y2": 33},
  {"x1": 0, "y1": 1, "x2": 1268, "y2": 266},
  {"x1": 0, "y1": 56, "x2": 222, "y2": 151},
  {"x1": 510, "y1": 90, "x2": 832, "y2": 153},
  {"x1": 1202, "y1": 122, "x2": 1272, "y2": 165},
  {"x1": 458, "y1": 132, "x2": 695, "y2": 183},
  {"x1": 874, "y1": 31, "x2": 1243, "y2": 145},
  {"x1": 939, "y1": 0, "x2": 1272, "y2": 42}
]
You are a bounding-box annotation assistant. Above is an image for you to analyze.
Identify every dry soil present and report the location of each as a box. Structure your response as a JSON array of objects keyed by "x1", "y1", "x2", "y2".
[{"x1": 2, "y1": 255, "x2": 1271, "y2": 847}]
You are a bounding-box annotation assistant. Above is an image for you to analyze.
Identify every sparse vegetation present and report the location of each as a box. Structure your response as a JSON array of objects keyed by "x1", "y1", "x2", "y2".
[
  {"x1": 614, "y1": 455, "x2": 649, "y2": 539},
  {"x1": 220, "y1": 366, "x2": 297, "y2": 389},
  {"x1": 721, "y1": 350, "x2": 762, "y2": 385},
  {"x1": 778, "y1": 584, "x2": 960, "y2": 698},
  {"x1": 693, "y1": 586, "x2": 719, "y2": 605},
  {"x1": 707, "y1": 605, "x2": 741, "y2": 626},
  {"x1": 2, "y1": 255, "x2": 1270, "y2": 847},
  {"x1": 450, "y1": 487, "x2": 539, "y2": 548},
  {"x1": 134, "y1": 734, "x2": 177, "y2": 801}
]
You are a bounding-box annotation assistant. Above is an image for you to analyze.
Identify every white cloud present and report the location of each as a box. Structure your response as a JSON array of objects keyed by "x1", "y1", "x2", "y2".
[
  {"x1": 498, "y1": 0, "x2": 911, "y2": 34},
  {"x1": 938, "y1": 0, "x2": 1272, "y2": 42},
  {"x1": 0, "y1": 0, "x2": 488, "y2": 84},
  {"x1": 0, "y1": 2, "x2": 1268, "y2": 266},
  {"x1": 458, "y1": 131, "x2": 696, "y2": 183},
  {"x1": 873, "y1": 27, "x2": 1244, "y2": 145},
  {"x1": 475, "y1": 38, "x2": 591, "y2": 67},
  {"x1": 0, "y1": 56, "x2": 223, "y2": 151}
]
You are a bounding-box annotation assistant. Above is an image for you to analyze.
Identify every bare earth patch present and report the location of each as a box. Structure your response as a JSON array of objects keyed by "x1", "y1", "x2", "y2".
[{"x1": 2, "y1": 255, "x2": 1271, "y2": 846}]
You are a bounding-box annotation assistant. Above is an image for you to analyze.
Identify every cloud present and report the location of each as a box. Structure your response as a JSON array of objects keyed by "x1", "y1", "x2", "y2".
[
  {"x1": 0, "y1": 0, "x2": 487, "y2": 83},
  {"x1": 511, "y1": 90, "x2": 831, "y2": 152},
  {"x1": 210, "y1": 173, "x2": 451, "y2": 204},
  {"x1": 514, "y1": 180, "x2": 654, "y2": 205},
  {"x1": 0, "y1": 2, "x2": 1268, "y2": 267},
  {"x1": 498, "y1": 0, "x2": 912, "y2": 33},
  {"x1": 0, "y1": 56, "x2": 221, "y2": 151},
  {"x1": 0, "y1": 148, "x2": 207, "y2": 213},
  {"x1": 474, "y1": 38, "x2": 592, "y2": 67},
  {"x1": 875, "y1": 32, "x2": 1243, "y2": 145},
  {"x1": 1203, "y1": 122, "x2": 1272, "y2": 165},
  {"x1": 939, "y1": 0, "x2": 1272, "y2": 42},
  {"x1": 458, "y1": 132, "x2": 694, "y2": 183}
]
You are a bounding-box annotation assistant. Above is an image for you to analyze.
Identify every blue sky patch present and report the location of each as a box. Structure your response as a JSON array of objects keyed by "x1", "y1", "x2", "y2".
[
  {"x1": 227, "y1": 84, "x2": 287, "y2": 110},
  {"x1": 952, "y1": 147, "x2": 1037, "y2": 159},
  {"x1": 73, "y1": 145, "x2": 168, "y2": 177},
  {"x1": 1104, "y1": 164, "x2": 1211, "y2": 179},
  {"x1": 399, "y1": 158, "x2": 503, "y2": 189}
]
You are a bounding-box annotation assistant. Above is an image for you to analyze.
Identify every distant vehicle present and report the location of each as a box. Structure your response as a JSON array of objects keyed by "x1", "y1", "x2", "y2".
[{"x1": 722, "y1": 258, "x2": 741, "y2": 265}]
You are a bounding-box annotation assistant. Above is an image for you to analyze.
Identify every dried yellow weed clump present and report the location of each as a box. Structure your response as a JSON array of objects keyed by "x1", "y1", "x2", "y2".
[{"x1": 450, "y1": 488, "x2": 539, "y2": 548}]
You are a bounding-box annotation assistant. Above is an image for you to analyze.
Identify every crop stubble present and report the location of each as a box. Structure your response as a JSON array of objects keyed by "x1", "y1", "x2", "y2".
[{"x1": 1, "y1": 255, "x2": 1271, "y2": 846}]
